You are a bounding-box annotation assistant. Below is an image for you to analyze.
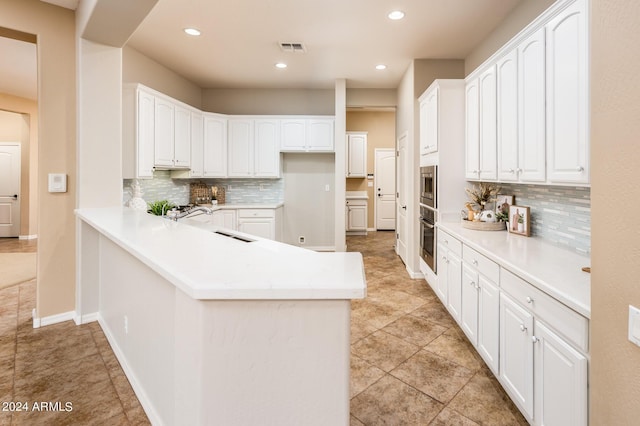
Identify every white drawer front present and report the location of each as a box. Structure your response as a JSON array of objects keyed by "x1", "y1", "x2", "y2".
[
  {"x1": 500, "y1": 269, "x2": 588, "y2": 352},
  {"x1": 463, "y1": 245, "x2": 499, "y2": 283},
  {"x1": 237, "y1": 209, "x2": 275, "y2": 218},
  {"x1": 437, "y1": 230, "x2": 462, "y2": 257}
]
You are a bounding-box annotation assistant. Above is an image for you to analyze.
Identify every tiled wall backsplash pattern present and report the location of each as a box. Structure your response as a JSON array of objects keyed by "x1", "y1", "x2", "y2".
[
  {"x1": 497, "y1": 183, "x2": 591, "y2": 254},
  {"x1": 123, "y1": 171, "x2": 284, "y2": 206}
]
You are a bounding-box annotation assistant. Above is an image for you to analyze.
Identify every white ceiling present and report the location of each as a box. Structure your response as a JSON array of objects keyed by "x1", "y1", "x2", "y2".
[
  {"x1": 127, "y1": 0, "x2": 522, "y2": 89},
  {"x1": 1, "y1": 0, "x2": 522, "y2": 100}
]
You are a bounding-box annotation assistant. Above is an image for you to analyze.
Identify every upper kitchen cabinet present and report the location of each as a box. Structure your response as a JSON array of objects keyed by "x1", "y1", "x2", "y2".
[
  {"x1": 280, "y1": 117, "x2": 334, "y2": 152},
  {"x1": 172, "y1": 111, "x2": 206, "y2": 179},
  {"x1": 123, "y1": 85, "x2": 155, "y2": 179},
  {"x1": 228, "y1": 118, "x2": 281, "y2": 178},
  {"x1": 203, "y1": 114, "x2": 228, "y2": 178},
  {"x1": 154, "y1": 97, "x2": 191, "y2": 169},
  {"x1": 419, "y1": 80, "x2": 465, "y2": 167},
  {"x1": 466, "y1": 66, "x2": 497, "y2": 180},
  {"x1": 346, "y1": 132, "x2": 367, "y2": 178},
  {"x1": 497, "y1": 29, "x2": 546, "y2": 183},
  {"x1": 546, "y1": 0, "x2": 589, "y2": 184}
]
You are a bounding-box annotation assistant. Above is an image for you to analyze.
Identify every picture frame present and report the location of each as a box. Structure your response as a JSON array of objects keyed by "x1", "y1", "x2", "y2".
[
  {"x1": 508, "y1": 205, "x2": 531, "y2": 236},
  {"x1": 495, "y1": 194, "x2": 515, "y2": 214}
]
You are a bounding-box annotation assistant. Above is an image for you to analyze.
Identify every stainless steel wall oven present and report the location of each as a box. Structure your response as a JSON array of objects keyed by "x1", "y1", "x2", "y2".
[{"x1": 419, "y1": 165, "x2": 438, "y2": 272}]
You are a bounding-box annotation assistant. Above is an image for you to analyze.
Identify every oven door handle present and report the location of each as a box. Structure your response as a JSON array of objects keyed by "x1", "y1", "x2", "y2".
[{"x1": 420, "y1": 219, "x2": 435, "y2": 229}]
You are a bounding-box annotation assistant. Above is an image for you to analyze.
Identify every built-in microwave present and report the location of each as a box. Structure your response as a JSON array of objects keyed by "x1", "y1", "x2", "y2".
[{"x1": 420, "y1": 166, "x2": 437, "y2": 209}]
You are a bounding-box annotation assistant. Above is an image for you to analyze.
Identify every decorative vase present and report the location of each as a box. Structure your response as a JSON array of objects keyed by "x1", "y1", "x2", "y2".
[
  {"x1": 480, "y1": 210, "x2": 497, "y2": 222},
  {"x1": 518, "y1": 222, "x2": 524, "y2": 232},
  {"x1": 127, "y1": 179, "x2": 148, "y2": 212}
]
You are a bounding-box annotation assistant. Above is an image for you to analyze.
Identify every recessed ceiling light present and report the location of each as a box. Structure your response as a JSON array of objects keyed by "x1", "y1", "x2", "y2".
[
  {"x1": 388, "y1": 10, "x2": 405, "y2": 20},
  {"x1": 275, "y1": 62, "x2": 287, "y2": 69},
  {"x1": 184, "y1": 28, "x2": 201, "y2": 36},
  {"x1": 376, "y1": 64, "x2": 387, "y2": 70}
]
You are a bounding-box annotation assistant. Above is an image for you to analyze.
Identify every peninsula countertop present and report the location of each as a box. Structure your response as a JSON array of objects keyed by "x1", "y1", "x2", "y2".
[
  {"x1": 76, "y1": 207, "x2": 366, "y2": 301},
  {"x1": 437, "y1": 221, "x2": 591, "y2": 318}
]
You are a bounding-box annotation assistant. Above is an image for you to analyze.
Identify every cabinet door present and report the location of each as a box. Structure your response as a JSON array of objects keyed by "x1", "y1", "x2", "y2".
[
  {"x1": 479, "y1": 66, "x2": 497, "y2": 180},
  {"x1": 347, "y1": 133, "x2": 367, "y2": 177},
  {"x1": 221, "y1": 210, "x2": 237, "y2": 230},
  {"x1": 497, "y1": 49, "x2": 519, "y2": 182},
  {"x1": 238, "y1": 219, "x2": 274, "y2": 240},
  {"x1": 154, "y1": 97, "x2": 175, "y2": 167},
  {"x1": 203, "y1": 116, "x2": 227, "y2": 177},
  {"x1": 446, "y1": 250, "x2": 463, "y2": 322},
  {"x1": 533, "y1": 321, "x2": 588, "y2": 426},
  {"x1": 189, "y1": 112, "x2": 204, "y2": 177},
  {"x1": 307, "y1": 119, "x2": 334, "y2": 151},
  {"x1": 423, "y1": 86, "x2": 439, "y2": 154},
  {"x1": 546, "y1": 0, "x2": 588, "y2": 184},
  {"x1": 174, "y1": 106, "x2": 191, "y2": 168},
  {"x1": 465, "y1": 79, "x2": 480, "y2": 179},
  {"x1": 461, "y1": 263, "x2": 479, "y2": 346},
  {"x1": 500, "y1": 293, "x2": 534, "y2": 421},
  {"x1": 228, "y1": 119, "x2": 253, "y2": 177},
  {"x1": 518, "y1": 28, "x2": 546, "y2": 182},
  {"x1": 435, "y1": 245, "x2": 449, "y2": 305},
  {"x1": 477, "y1": 276, "x2": 500, "y2": 374},
  {"x1": 280, "y1": 119, "x2": 306, "y2": 151},
  {"x1": 137, "y1": 90, "x2": 155, "y2": 178},
  {"x1": 347, "y1": 204, "x2": 367, "y2": 231},
  {"x1": 254, "y1": 119, "x2": 281, "y2": 178}
]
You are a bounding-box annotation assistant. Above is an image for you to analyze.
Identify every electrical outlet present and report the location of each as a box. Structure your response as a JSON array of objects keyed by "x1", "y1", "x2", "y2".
[
  {"x1": 260, "y1": 184, "x2": 265, "y2": 191},
  {"x1": 124, "y1": 315, "x2": 129, "y2": 335},
  {"x1": 299, "y1": 236, "x2": 305, "y2": 244},
  {"x1": 325, "y1": 184, "x2": 330, "y2": 191},
  {"x1": 227, "y1": 185, "x2": 232, "y2": 190}
]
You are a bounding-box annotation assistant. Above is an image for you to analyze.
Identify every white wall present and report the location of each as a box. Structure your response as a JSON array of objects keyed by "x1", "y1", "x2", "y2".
[{"x1": 282, "y1": 153, "x2": 336, "y2": 250}]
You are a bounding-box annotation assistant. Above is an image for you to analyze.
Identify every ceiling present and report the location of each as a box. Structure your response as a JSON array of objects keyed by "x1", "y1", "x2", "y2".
[{"x1": 1, "y1": 0, "x2": 523, "y2": 100}]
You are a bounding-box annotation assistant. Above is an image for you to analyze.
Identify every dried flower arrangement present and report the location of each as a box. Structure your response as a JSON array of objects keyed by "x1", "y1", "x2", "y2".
[{"x1": 465, "y1": 182, "x2": 501, "y2": 211}]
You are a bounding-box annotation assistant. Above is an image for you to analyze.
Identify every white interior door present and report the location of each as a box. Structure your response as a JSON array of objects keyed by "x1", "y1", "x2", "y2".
[
  {"x1": 374, "y1": 149, "x2": 395, "y2": 230},
  {"x1": 0, "y1": 143, "x2": 21, "y2": 237},
  {"x1": 396, "y1": 132, "x2": 407, "y2": 263}
]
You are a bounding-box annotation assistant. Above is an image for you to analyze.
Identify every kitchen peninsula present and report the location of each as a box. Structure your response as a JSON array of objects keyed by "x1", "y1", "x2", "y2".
[{"x1": 75, "y1": 207, "x2": 366, "y2": 426}]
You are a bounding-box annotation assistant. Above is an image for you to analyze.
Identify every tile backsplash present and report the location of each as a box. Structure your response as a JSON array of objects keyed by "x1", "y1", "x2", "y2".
[
  {"x1": 496, "y1": 183, "x2": 591, "y2": 255},
  {"x1": 123, "y1": 171, "x2": 284, "y2": 206}
]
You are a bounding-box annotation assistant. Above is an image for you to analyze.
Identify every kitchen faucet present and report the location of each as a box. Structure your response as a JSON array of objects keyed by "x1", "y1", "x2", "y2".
[{"x1": 169, "y1": 206, "x2": 214, "y2": 221}]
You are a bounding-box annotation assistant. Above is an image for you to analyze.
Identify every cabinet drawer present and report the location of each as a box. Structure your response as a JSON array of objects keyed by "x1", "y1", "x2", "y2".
[
  {"x1": 346, "y1": 199, "x2": 367, "y2": 207},
  {"x1": 463, "y1": 245, "x2": 499, "y2": 283},
  {"x1": 437, "y1": 230, "x2": 462, "y2": 257},
  {"x1": 237, "y1": 209, "x2": 275, "y2": 218},
  {"x1": 500, "y1": 269, "x2": 588, "y2": 352}
]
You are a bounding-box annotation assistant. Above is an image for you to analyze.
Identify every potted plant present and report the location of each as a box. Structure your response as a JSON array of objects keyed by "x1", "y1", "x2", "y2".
[{"x1": 148, "y1": 200, "x2": 176, "y2": 216}]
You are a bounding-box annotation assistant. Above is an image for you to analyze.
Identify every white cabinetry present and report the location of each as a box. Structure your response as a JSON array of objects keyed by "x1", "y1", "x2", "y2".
[
  {"x1": 466, "y1": 66, "x2": 497, "y2": 180},
  {"x1": 345, "y1": 199, "x2": 367, "y2": 233},
  {"x1": 346, "y1": 132, "x2": 367, "y2": 178},
  {"x1": 228, "y1": 118, "x2": 281, "y2": 178},
  {"x1": 227, "y1": 119, "x2": 253, "y2": 177},
  {"x1": 203, "y1": 115, "x2": 227, "y2": 178},
  {"x1": 546, "y1": 0, "x2": 589, "y2": 184},
  {"x1": 461, "y1": 246, "x2": 500, "y2": 374},
  {"x1": 153, "y1": 97, "x2": 190, "y2": 169},
  {"x1": 211, "y1": 209, "x2": 237, "y2": 230},
  {"x1": 172, "y1": 112, "x2": 206, "y2": 179},
  {"x1": 281, "y1": 118, "x2": 334, "y2": 152},
  {"x1": 237, "y1": 208, "x2": 282, "y2": 241},
  {"x1": 500, "y1": 268, "x2": 588, "y2": 425},
  {"x1": 436, "y1": 230, "x2": 462, "y2": 319},
  {"x1": 123, "y1": 86, "x2": 155, "y2": 179},
  {"x1": 419, "y1": 85, "x2": 439, "y2": 156}
]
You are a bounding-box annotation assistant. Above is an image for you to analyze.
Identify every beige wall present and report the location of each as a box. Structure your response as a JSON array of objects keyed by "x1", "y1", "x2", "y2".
[
  {"x1": 591, "y1": 0, "x2": 640, "y2": 422},
  {"x1": 464, "y1": 0, "x2": 555, "y2": 75},
  {"x1": 0, "y1": 103, "x2": 36, "y2": 237},
  {"x1": 414, "y1": 59, "x2": 465, "y2": 97},
  {"x1": 201, "y1": 88, "x2": 334, "y2": 115},
  {"x1": 1, "y1": 0, "x2": 77, "y2": 317},
  {"x1": 346, "y1": 111, "x2": 395, "y2": 228},
  {"x1": 346, "y1": 89, "x2": 396, "y2": 108}
]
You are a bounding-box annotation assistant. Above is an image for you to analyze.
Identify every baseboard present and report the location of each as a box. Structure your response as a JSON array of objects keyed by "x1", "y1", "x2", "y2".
[
  {"x1": 346, "y1": 231, "x2": 367, "y2": 236},
  {"x1": 98, "y1": 315, "x2": 162, "y2": 425},
  {"x1": 32, "y1": 309, "x2": 76, "y2": 328},
  {"x1": 74, "y1": 312, "x2": 99, "y2": 326},
  {"x1": 19, "y1": 234, "x2": 37, "y2": 240}
]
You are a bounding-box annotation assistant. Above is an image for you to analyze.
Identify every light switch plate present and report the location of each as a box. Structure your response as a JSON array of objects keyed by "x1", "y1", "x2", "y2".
[
  {"x1": 48, "y1": 173, "x2": 67, "y2": 193},
  {"x1": 629, "y1": 305, "x2": 640, "y2": 347}
]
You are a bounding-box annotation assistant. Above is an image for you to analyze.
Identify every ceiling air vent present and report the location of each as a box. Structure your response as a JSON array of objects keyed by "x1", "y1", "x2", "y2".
[{"x1": 279, "y1": 42, "x2": 306, "y2": 53}]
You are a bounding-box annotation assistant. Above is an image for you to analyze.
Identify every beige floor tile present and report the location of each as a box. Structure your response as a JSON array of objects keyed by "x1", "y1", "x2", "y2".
[
  {"x1": 352, "y1": 330, "x2": 420, "y2": 372},
  {"x1": 448, "y1": 370, "x2": 528, "y2": 425},
  {"x1": 382, "y1": 315, "x2": 447, "y2": 347},
  {"x1": 351, "y1": 374, "x2": 443, "y2": 425},
  {"x1": 424, "y1": 333, "x2": 484, "y2": 371},
  {"x1": 350, "y1": 316, "x2": 378, "y2": 344},
  {"x1": 429, "y1": 407, "x2": 480, "y2": 425},
  {"x1": 367, "y1": 288, "x2": 429, "y2": 313},
  {"x1": 391, "y1": 350, "x2": 475, "y2": 404},
  {"x1": 350, "y1": 355, "x2": 386, "y2": 398},
  {"x1": 409, "y1": 300, "x2": 457, "y2": 328},
  {"x1": 350, "y1": 415, "x2": 365, "y2": 426},
  {"x1": 351, "y1": 300, "x2": 405, "y2": 330}
]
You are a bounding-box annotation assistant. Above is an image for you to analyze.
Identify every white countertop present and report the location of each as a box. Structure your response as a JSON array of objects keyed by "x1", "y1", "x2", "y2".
[
  {"x1": 438, "y1": 221, "x2": 591, "y2": 318},
  {"x1": 76, "y1": 207, "x2": 365, "y2": 301},
  {"x1": 206, "y1": 202, "x2": 283, "y2": 210}
]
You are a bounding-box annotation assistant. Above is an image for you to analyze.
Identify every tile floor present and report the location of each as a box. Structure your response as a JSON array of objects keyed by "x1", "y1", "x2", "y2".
[{"x1": 0, "y1": 233, "x2": 526, "y2": 425}]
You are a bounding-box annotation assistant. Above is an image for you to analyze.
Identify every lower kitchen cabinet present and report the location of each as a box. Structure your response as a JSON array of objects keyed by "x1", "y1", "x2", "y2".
[
  {"x1": 210, "y1": 209, "x2": 237, "y2": 230},
  {"x1": 237, "y1": 208, "x2": 282, "y2": 241},
  {"x1": 345, "y1": 199, "x2": 367, "y2": 234},
  {"x1": 436, "y1": 230, "x2": 462, "y2": 319}
]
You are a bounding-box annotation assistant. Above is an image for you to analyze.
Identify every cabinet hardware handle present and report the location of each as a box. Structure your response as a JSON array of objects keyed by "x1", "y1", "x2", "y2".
[
  {"x1": 508, "y1": 168, "x2": 515, "y2": 174},
  {"x1": 516, "y1": 168, "x2": 522, "y2": 173},
  {"x1": 576, "y1": 166, "x2": 584, "y2": 172},
  {"x1": 526, "y1": 296, "x2": 534, "y2": 304},
  {"x1": 520, "y1": 324, "x2": 527, "y2": 332},
  {"x1": 532, "y1": 336, "x2": 539, "y2": 343},
  {"x1": 472, "y1": 260, "x2": 478, "y2": 266},
  {"x1": 470, "y1": 281, "x2": 476, "y2": 286},
  {"x1": 444, "y1": 239, "x2": 448, "y2": 244},
  {"x1": 476, "y1": 285, "x2": 481, "y2": 291}
]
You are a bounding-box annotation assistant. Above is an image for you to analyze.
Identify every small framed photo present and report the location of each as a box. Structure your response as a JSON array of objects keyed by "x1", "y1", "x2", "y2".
[
  {"x1": 508, "y1": 205, "x2": 531, "y2": 236},
  {"x1": 495, "y1": 194, "x2": 515, "y2": 214}
]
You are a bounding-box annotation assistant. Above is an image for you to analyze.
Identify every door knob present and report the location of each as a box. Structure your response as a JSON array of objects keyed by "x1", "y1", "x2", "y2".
[
  {"x1": 378, "y1": 193, "x2": 382, "y2": 197},
  {"x1": 12, "y1": 194, "x2": 18, "y2": 200},
  {"x1": 402, "y1": 205, "x2": 407, "y2": 210}
]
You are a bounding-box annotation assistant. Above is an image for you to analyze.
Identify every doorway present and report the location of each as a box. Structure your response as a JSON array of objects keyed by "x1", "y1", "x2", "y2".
[
  {"x1": 0, "y1": 143, "x2": 21, "y2": 237},
  {"x1": 374, "y1": 148, "x2": 395, "y2": 230}
]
